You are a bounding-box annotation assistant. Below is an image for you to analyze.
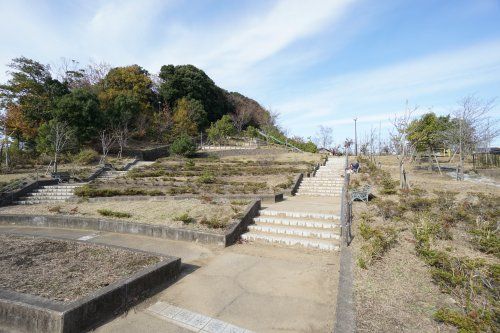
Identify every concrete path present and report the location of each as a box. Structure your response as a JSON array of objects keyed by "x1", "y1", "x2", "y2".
[{"x1": 0, "y1": 223, "x2": 340, "y2": 333}]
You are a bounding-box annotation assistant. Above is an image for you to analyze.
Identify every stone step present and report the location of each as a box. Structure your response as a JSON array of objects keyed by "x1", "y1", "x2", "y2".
[
  {"x1": 254, "y1": 216, "x2": 340, "y2": 229},
  {"x1": 15, "y1": 199, "x2": 69, "y2": 204},
  {"x1": 20, "y1": 195, "x2": 73, "y2": 200},
  {"x1": 249, "y1": 223, "x2": 340, "y2": 239},
  {"x1": 299, "y1": 185, "x2": 343, "y2": 189},
  {"x1": 27, "y1": 193, "x2": 74, "y2": 197},
  {"x1": 259, "y1": 209, "x2": 339, "y2": 220},
  {"x1": 296, "y1": 192, "x2": 341, "y2": 197},
  {"x1": 241, "y1": 232, "x2": 339, "y2": 251},
  {"x1": 40, "y1": 185, "x2": 82, "y2": 189}
]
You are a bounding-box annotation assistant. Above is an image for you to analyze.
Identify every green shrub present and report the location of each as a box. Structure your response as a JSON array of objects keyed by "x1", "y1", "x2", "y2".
[
  {"x1": 197, "y1": 171, "x2": 216, "y2": 184},
  {"x1": 379, "y1": 173, "x2": 397, "y2": 195},
  {"x1": 170, "y1": 134, "x2": 197, "y2": 157},
  {"x1": 373, "y1": 198, "x2": 405, "y2": 220},
  {"x1": 173, "y1": 212, "x2": 195, "y2": 224},
  {"x1": 74, "y1": 149, "x2": 99, "y2": 165},
  {"x1": 97, "y1": 209, "x2": 132, "y2": 218},
  {"x1": 200, "y1": 216, "x2": 227, "y2": 229},
  {"x1": 357, "y1": 223, "x2": 398, "y2": 267},
  {"x1": 74, "y1": 185, "x2": 162, "y2": 198}
]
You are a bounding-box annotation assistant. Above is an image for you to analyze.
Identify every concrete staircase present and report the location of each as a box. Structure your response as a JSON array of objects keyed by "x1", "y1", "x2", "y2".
[
  {"x1": 296, "y1": 159, "x2": 344, "y2": 197},
  {"x1": 15, "y1": 183, "x2": 87, "y2": 205},
  {"x1": 97, "y1": 170, "x2": 127, "y2": 181},
  {"x1": 242, "y1": 208, "x2": 341, "y2": 250}
]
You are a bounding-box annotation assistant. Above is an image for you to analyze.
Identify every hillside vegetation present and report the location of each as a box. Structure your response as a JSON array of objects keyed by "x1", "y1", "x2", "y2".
[{"x1": 0, "y1": 57, "x2": 317, "y2": 171}]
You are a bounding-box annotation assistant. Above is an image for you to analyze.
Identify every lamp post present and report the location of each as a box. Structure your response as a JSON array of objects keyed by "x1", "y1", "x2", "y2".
[{"x1": 354, "y1": 117, "x2": 358, "y2": 156}]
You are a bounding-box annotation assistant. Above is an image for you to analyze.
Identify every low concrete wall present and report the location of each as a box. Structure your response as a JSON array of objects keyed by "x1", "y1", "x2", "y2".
[
  {"x1": 84, "y1": 192, "x2": 283, "y2": 204},
  {"x1": 0, "y1": 214, "x2": 226, "y2": 246},
  {"x1": 0, "y1": 244, "x2": 180, "y2": 333},
  {"x1": 225, "y1": 200, "x2": 261, "y2": 246}
]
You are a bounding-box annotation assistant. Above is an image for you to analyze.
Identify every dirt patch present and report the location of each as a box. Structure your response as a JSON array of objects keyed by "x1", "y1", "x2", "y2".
[
  {"x1": 0, "y1": 198, "x2": 248, "y2": 234},
  {"x1": 0, "y1": 234, "x2": 160, "y2": 302}
]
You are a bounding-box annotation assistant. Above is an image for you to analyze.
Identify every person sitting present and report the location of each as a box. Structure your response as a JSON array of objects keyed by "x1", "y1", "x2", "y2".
[{"x1": 352, "y1": 161, "x2": 360, "y2": 173}]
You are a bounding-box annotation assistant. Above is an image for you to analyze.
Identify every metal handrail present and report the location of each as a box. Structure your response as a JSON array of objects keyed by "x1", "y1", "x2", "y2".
[{"x1": 341, "y1": 150, "x2": 353, "y2": 245}]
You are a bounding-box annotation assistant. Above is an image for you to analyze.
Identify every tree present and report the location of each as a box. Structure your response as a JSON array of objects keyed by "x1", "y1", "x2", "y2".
[
  {"x1": 172, "y1": 98, "x2": 199, "y2": 137},
  {"x1": 53, "y1": 88, "x2": 101, "y2": 144},
  {"x1": 99, "y1": 129, "x2": 115, "y2": 164},
  {"x1": 0, "y1": 57, "x2": 68, "y2": 127},
  {"x1": 159, "y1": 64, "x2": 233, "y2": 126},
  {"x1": 170, "y1": 134, "x2": 197, "y2": 157},
  {"x1": 390, "y1": 102, "x2": 416, "y2": 190},
  {"x1": 36, "y1": 120, "x2": 75, "y2": 172},
  {"x1": 99, "y1": 65, "x2": 154, "y2": 136},
  {"x1": 446, "y1": 95, "x2": 499, "y2": 180},
  {"x1": 227, "y1": 92, "x2": 270, "y2": 130},
  {"x1": 315, "y1": 125, "x2": 333, "y2": 150},
  {"x1": 408, "y1": 112, "x2": 450, "y2": 171},
  {"x1": 207, "y1": 115, "x2": 236, "y2": 145}
]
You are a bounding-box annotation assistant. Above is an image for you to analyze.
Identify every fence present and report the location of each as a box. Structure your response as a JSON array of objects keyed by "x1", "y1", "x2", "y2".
[
  {"x1": 473, "y1": 153, "x2": 499, "y2": 168},
  {"x1": 340, "y1": 153, "x2": 353, "y2": 245}
]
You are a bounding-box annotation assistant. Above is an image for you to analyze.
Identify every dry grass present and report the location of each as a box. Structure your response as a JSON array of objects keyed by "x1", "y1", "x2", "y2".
[
  {"x1": 0, "y1": 199, "x2": 247, "y2": 233},
  {"x1": 0, "y1": 234, "x2": 160, "y2": 302},
  {"x1": 351, "y1": 155, "x2": 499, "y2": 332}
]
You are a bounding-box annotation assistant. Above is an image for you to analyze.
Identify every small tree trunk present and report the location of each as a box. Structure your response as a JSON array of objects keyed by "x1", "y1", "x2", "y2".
[
  {"x1": 433, "y1": 153, "x2": 442, "y2": 175},
  {"x1": 54, "y1": 153, "x2": 58, "y2": 173}
]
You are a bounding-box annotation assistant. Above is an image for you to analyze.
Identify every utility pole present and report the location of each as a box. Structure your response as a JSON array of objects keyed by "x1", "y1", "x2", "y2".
[
  {"x1": 378, "y1": 120, "x2": 381, "y2": 155},
  {"x1": 354, "y1": 117, "x2": 358, "y2": 156}
]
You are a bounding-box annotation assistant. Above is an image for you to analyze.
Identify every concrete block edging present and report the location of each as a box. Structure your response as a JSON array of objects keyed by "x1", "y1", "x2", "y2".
[
  {"x1": 0, "y1": 238, "x2": 181, "y2": 333},
  {"x1": 0, "y1": 200, "x2": 261, "y2": 247}
]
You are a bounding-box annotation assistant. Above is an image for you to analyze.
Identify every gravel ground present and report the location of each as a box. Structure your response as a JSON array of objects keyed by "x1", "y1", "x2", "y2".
[
  {"x1": 0, "y1": 199, "x2": 247, "y2": 234},
  {"x1": 0, "y1": 234, "x2": 160, "y2": 302}
]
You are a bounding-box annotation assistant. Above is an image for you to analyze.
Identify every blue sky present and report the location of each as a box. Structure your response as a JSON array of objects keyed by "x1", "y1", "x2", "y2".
[{"x1": 1, "y1": 0, "x2": 499, "y2": 145}]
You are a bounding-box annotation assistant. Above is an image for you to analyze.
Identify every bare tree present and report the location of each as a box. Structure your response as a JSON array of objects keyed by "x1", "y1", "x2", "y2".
[
  {"x1": 446, "y1": 95, "x2": 498, "y2": 180},
  {"x1": 315, "y1": 125, "x2": 333, "y2": 150},
  {"x1": 99, "y1": 129, "x2": 115, "y2": 164},
  {"x1": 232, "y1": 108, "x2": 252, "y2": 133},
  {"x1": 51, "y1": 121, "x2": 74, "y2": 173},
  {"x1": 113, "y1": 125, "x2": 129, "y2": 159},
  {"x1": 390, "y1": 102, "x2": 417, "y2": 190}
]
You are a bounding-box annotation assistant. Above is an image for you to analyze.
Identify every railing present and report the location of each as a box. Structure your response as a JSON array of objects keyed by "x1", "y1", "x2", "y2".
[
  {"x1": 340, "y1": 152, "x2": 353, "y2": 245},
  {"x1": 256, "y1": 130, "x2": 304, "y2": 153}
]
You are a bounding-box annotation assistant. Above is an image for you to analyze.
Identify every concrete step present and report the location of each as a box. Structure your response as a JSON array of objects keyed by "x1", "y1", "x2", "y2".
[
  {"x1": 26, "y1": 193, "x2": 74, "y2": 198},
  {"x1": 241, "y1": 232, "x2": 339, "y2": 251},
  {"x1": 249, "y1": 223, "x2": 340, "y2": 239},
  {"x1": 296, "y1": 192, "x2": 341, "y2": 197},
  {"x1": 20, "y1": 196, "x2": 72, "y2": 201},
  {"x1": 254, "y1": 216, "x2": 340, "y2": 229},
  {"x1": 15, "y1": 199, "x2": 69, "y2": 204},
  {"x1": 259, "y1": 209, "x2": 339, "y2": 220}
]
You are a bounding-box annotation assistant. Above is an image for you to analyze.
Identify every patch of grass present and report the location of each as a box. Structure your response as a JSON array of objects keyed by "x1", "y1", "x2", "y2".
[
  {"x1": 48, "y1": 205, "x2": 61, "y2": 213},
  {"x1": 97, "y1": 209, "x2": 132, "y2": 218},
  {"x1": 230, "y1": 200, "x2": 249, "y2": 206},
  {"x1": 75, "y1": 185, "x2": 164, "y2": 198},
  {"x1": 357, "y1": 223, "x2": 398, "y2": 268},
  {"x1": 200, "y1": 216, "x2": 227, "y2": 229},
  {"x1": 173, "y1": 212, "x2": 195, "y2": 224},
  {"x1": 372, "y1": 198, "x2": 405, "y2": 220},
  {"x1": 197, "y1": 171, "x2": 216, "y2": 184}
]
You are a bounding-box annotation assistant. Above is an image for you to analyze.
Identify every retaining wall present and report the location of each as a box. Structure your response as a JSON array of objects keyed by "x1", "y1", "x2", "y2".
[{"x1": 0, "y1": 200, "x2": 261, "y2": 247}]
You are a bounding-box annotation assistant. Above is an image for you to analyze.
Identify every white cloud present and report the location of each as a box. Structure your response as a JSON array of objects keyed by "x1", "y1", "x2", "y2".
[
  {"x1": 277, "y1": 39, "x2": 500, "y2": 126},
  {"x1": 146, "y1": 0, "x2": 356, "y2": 87}
]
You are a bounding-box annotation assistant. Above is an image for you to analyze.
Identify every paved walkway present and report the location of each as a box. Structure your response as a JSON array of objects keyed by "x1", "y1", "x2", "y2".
[{"x1": 0, "y1": 195, "x2": 341, "y2": 332}]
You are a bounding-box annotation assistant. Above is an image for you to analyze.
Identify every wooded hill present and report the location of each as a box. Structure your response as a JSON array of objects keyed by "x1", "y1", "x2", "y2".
[{"x1": 0, "y1": 57, "x2": 315, "y2": 167}]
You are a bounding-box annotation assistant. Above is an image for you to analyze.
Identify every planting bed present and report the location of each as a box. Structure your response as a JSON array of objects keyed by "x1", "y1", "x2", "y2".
[
  {"x1": 0, "y1": 198, "x2": 249, "y2": 233},
  {"x1": 0, "y1": 234, "x2": 160, "y2": 302},
  {"x1": 81, "y1": 153, "x2": 317, "y2": 197}
]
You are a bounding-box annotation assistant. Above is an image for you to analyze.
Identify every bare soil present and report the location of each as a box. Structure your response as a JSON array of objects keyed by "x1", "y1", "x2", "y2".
[{"x1": 0, "y1": 234, "x2": 160, "y2": 302}]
